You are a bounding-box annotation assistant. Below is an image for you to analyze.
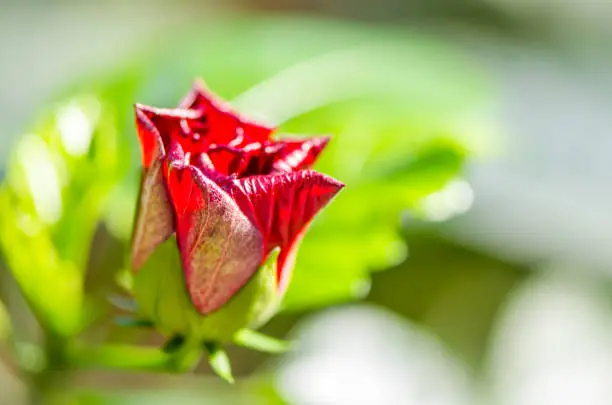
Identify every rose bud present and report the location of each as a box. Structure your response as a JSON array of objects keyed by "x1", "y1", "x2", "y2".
[{"x1": 130, "y1": 80, "x2": 343, "y2": 344}]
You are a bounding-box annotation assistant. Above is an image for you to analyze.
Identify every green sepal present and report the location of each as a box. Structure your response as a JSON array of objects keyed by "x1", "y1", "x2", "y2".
[
  {"x1": 233, "y1": 329, "x2": 292, "y2": 354},
  {"x1": 203, "y1": 342, "x2": 234, "y2": 384},
  {"x1": 133, "y1": 239, "x2": 282, "y2": 343}
]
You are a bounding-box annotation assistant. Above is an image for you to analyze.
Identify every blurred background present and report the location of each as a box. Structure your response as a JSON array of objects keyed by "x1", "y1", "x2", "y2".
[{"x1": 2, "y1": 1, "x2": 612, "y2": 404}]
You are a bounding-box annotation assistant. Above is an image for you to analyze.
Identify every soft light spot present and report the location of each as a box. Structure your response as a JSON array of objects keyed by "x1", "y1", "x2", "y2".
[
  {"x1": 57, "y1": 98, "x2": 99, "y2": 156},
  {"x1": 276, "y1": 305, "x2": 473, "y2": 405},
  {"x1": 420, "y1": 179, "x2": 474, "y2": 222},
  {"x1": 18, "y1": 135, "x2": 63, "y2": 224},
  {"x1": 488, "y1": 271, "x2": 612, "y2": 405}
]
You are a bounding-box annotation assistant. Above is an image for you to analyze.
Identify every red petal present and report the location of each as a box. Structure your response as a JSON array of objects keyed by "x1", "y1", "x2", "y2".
[
  {"x1": 179, "y1": 79, "x2": 276, "y2": 144},
  {"x1": 204, "y1": 137, "x2": 329, "y2": 178},
  {"x1": 231, "y1": 171, "x2": 344, "y2": 288},
  {"x1": 134, "y1": 104, "x2": 166, "y2": 168},
  {"x1": 166, "y1": 163, "x2": 265, "y2": 315},
  {"x1": 131, "y1": 152, "x2": 175, "y2": 272},
  {"x1": 205, "y1": 145, "x2": 251, "y2": 177},
  {"x1": 270, "y1": 136, "x2": 330, "y2": 173},
  {"x1": 135, "y1": 103, "x2": 204, "y2": 155}
]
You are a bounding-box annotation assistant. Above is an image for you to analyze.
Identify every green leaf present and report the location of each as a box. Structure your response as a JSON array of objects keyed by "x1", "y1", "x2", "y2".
[
  {"x1": 0, "y1": 188, "x2": 83, "y2": 335},
  {"x1": 281, "y1": 138, "x2": 468, "y2": 311},
  {"x1": 66, "y1": 339, "x2": 201, "y2": 374},
  {"x1": 203, "y1": 342, "x2": 235, "y2": 384},
  {"x1": 0, "y1": 95, "x2": 129, "y2": 336},
  {"x1": 67, "y1": 343, "x2": 175, "y2": 372},
  {"x1": 233, "y1": 329, "x2": 292, "y2": 354}
]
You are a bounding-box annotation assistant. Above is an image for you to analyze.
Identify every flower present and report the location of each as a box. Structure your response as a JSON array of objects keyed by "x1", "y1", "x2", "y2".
[{"x1": 130, "y1": 80, "x2": 343, "y2": 341}]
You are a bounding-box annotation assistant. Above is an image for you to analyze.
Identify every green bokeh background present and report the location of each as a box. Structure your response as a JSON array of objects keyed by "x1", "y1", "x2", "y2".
[{"x1": 2, "y1": 2, "x2": 610, "y2": 404}]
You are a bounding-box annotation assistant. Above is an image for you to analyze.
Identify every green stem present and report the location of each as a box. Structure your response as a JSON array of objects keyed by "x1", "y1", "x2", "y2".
[{"x1": 66, "y1": 342, "x2": 202, "y2": 373}]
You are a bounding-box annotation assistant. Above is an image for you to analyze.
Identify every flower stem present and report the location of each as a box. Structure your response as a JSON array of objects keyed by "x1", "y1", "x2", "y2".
[{"x1": 66, "y1": 341, "x2": 202, "y2": 373}]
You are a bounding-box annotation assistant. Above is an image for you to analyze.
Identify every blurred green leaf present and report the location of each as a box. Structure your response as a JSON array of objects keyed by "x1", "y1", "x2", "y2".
[
  {"x1": 0, "y1": 95, "x2": 129, "y2": 336},
  {"x1": 67, "y1": 343, "x2": 175, "y2": 372}
]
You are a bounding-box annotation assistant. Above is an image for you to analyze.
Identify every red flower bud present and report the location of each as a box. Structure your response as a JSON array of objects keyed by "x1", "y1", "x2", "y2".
[{"x1": 131, "y1": 80, "x2": 343, "y2": 326}]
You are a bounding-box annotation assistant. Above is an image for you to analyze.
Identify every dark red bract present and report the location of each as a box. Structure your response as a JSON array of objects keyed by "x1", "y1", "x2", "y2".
[{"x1": 131, "y1": 80, "x2": 344, "y2": 315}]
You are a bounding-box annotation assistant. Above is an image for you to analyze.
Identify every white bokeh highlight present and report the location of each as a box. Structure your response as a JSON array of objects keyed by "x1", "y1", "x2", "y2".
[
  {"x1": 276, "y1": 305, "x2": 474, "y2": 405},
  {"x1": 17, "y1": 135, "x2": 63, "y2": 224},
  {"x1": 487, "y1": 269, "x2": 612, "y2": 405},
  {"x1": 420, "y1": 179, "x2": 474, "y2": 222},
  {"x1": 57, "y1": 98, "x2": 99, "y2": 157}
]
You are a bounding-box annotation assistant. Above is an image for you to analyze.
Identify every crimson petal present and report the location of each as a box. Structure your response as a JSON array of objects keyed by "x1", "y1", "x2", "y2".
[
  {"x1": 205, "y1": 137, "x2": 329, "y2": 178},
  {"x1": 135, "y1": 103, "x2": 206, "y2": 154},
  {"x1": 270, "y1": 136, "x2": 330, "y2": 173},
  {"x1": 166, "y1": 158, "x2": 265, "y2": 315},
  {"x1": 179, "y1": 79, "x2": 276, "y2": 145},
  {"x1": 231, "y1": 171, "x2": 344, "y2": 291}
]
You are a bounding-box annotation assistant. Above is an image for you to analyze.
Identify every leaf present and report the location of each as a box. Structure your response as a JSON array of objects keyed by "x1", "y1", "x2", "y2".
[
  {"x1": 203, "y1": 342, "x2": 235, "y2": 384},
  {"x1": 0, "y1": 95, "x2": 129, "y2": 336},
  {"x1": 67, "y1": 343, "x2": 176, "y2": 373},
  {"x1": 0, "y1": 188, "x2": 83, "y2": 335},
  {"x1": 233, "y1": 329, "x2": 292, "y2": 354},
  {"x1": 281, "y1": 138, "x2": 468, "y2": 311}
]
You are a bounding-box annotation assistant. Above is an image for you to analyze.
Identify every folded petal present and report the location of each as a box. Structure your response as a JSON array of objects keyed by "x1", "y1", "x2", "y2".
[
  {"x1": 131, "y1": 108, "x2": 175, "y2": 271},
  {"x1": 205, "y1": 137, "x2": 329, "y2": 178},
  {"x1": 231, "y1": 171, "x2": 344, "y2": 289},
  {"x1": 205, "y1": 145, "x2": 251, "y2": 176},
  {"x1": 134, "y1": 104, "x2": 166, "y2": 168},
  {"x1": 179, "y1": 79, "x2": 276, "y2": 145},
  {"x1": 270, "y1": 136, "x2": 330, "y2": 173},
  {"x1": 166, "y1": 162, "x2": 265, "y2": 315},
  {"x1": 135, "y1": 103, "x2": 206, "y2": 154}
]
